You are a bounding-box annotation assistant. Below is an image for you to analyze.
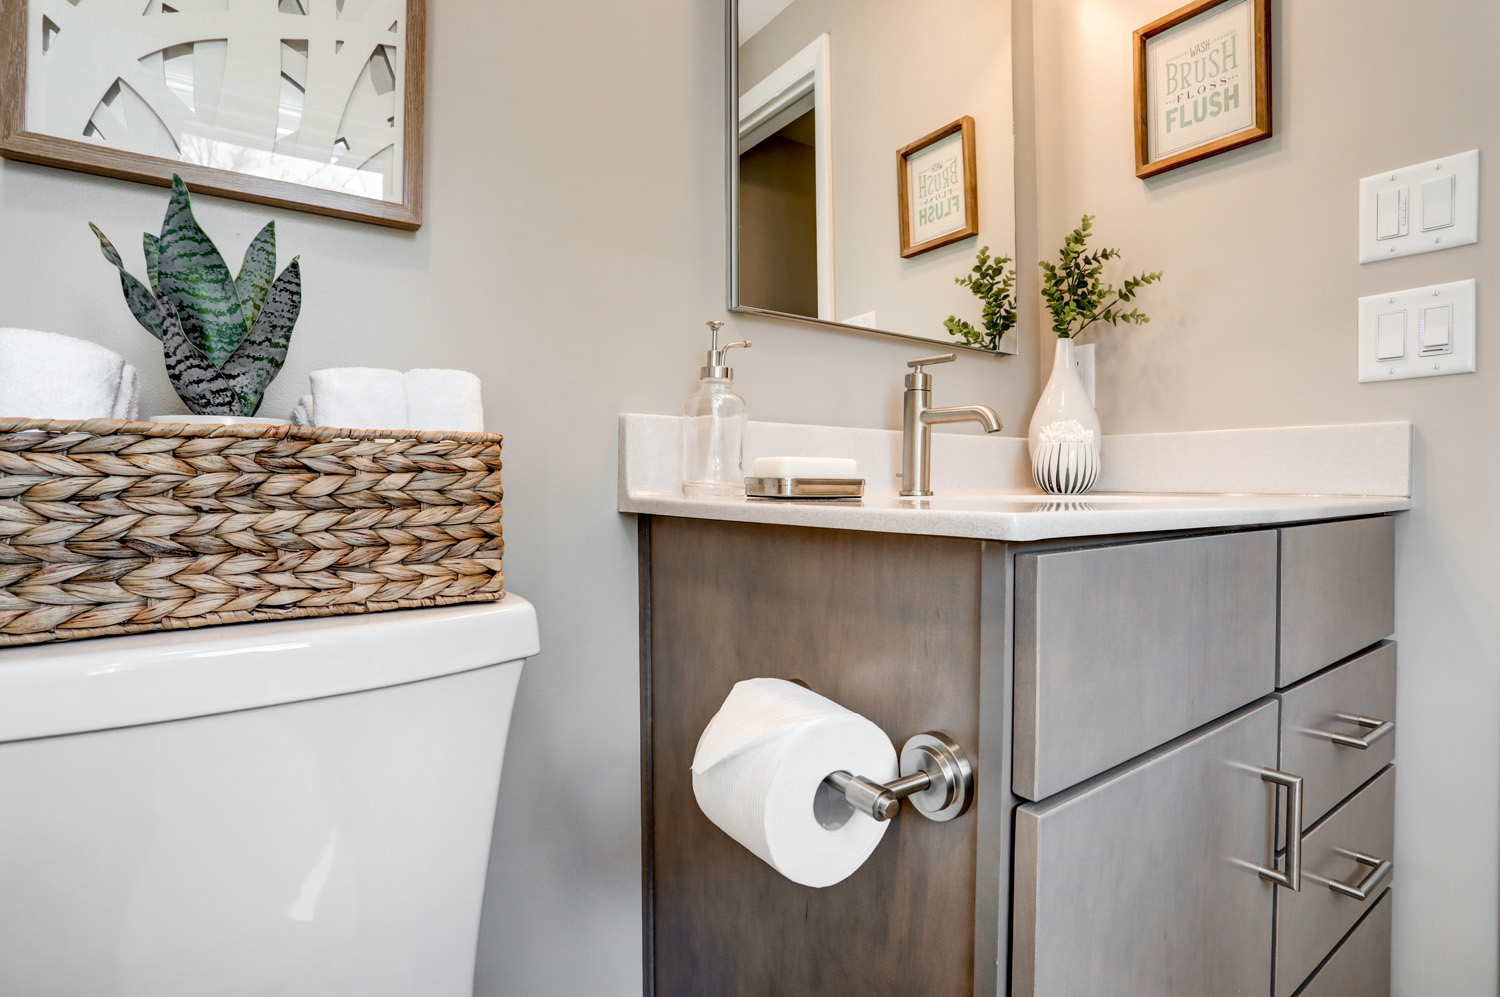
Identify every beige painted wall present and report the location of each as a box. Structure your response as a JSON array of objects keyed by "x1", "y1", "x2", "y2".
[
  {"x1": 0, "y1": 2, "x2": 1035, "y2": 994},
  {"x1": 1032, "y1": 1, "x2": 1500, "y2": 993},
  {"x1": 740, "y1": 0, "x2": 1016, "y2": 341}
]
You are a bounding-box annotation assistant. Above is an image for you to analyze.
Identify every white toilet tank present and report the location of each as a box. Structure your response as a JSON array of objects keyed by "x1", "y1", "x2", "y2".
[{"x1": 0, "y1": 596, "x2": 538, "y2": 997}]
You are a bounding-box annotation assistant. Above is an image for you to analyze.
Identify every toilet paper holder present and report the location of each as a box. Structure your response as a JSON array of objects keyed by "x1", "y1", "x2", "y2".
[{"x1": 822, "y1": 731, "x2": 974, "y2": 823}]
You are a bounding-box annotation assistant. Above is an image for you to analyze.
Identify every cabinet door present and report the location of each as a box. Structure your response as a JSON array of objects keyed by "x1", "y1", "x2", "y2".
[
  {"x1": 1013, "y1": 701, "x2": 1280, "y2": 997},
  {"x1": 1015, "y1": 531, "x2": 1277, "y2": 801},
  {"x1": 1274, "y1": 766, "x2": 1395, "y2": 997},
  {"x1": 1296, "y1": 890, "x2": 1392, "y2": 997},
  {"x1": 1279, "y1": 517, "x2": 1395, "y2": 686}
]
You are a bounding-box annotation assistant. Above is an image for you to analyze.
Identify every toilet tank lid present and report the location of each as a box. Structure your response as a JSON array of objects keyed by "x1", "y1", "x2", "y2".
[{"x1": 0, "y1": 596, "x2": 538, "y2": 743}]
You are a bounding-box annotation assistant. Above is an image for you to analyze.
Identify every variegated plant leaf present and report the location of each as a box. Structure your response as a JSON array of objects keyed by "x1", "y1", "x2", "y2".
[
  {"x1": 234, "y1": 221, "x2": 277, "y2": 333},
  {"x1": 223, "y1": 258, "x2": 301, "y2": 416},
  {"x1": 155, "y1": 175, "x2": 251, "y2": 369},
  {"x1": 143, "y1": 233, "x2": 161, "y2": 288},
  {"x1": 90, "y1": 222, "x2": 164, "y2": 340},
  {"x1": 158, "y1": 292, "x2": 238, "y2": 415}
]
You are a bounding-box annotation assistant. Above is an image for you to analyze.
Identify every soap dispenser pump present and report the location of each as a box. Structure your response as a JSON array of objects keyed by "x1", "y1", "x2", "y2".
[{"x1": 683, "y1": 320, "x2": 751, "y2": 497}]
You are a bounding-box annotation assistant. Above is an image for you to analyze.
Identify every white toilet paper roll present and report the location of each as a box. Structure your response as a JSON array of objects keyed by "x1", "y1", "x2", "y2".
[{"x1": 691, "y1": 678, "x2": 897, "y2": 888}]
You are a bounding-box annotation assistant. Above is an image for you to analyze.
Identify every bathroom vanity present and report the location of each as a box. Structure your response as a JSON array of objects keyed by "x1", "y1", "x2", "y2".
[{"x1": 622, "y1": 415, "x2": 1409, "y2": 996}]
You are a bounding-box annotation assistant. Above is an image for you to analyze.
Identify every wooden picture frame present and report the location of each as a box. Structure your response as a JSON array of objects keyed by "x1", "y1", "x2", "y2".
[
  {"x1": 897, "y1": 116, "x2": 978, "y2": 259},
  {"x1": 1133, "y1": 0, "x2": 1270, "y2": 180},
  {"x1": 0, "y1": 0, "x2": 425, "y2": 230}
]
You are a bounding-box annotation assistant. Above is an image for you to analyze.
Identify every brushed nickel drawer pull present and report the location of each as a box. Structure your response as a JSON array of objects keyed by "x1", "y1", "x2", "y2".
[
  {"x1": 1258, "y1": 768, "x2": 1304, "y2": 891},
  {"x1": 1328, "y1": 850, "x2": 1393, "y2": 900},
  {"x1": 1320, "y1": 714, "x2": 1395, "y2": 750}
]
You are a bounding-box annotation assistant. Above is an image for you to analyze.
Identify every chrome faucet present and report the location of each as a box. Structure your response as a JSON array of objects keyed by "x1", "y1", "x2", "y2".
[{"x1": 900, "y1": 354, "x2": 1003, "y2": 497}]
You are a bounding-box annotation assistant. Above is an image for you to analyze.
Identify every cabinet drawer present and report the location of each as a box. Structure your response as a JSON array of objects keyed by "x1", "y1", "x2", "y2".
[
  {"x1": 1279, "y1": 517, "x2": 1395, "y2": 687},
  {"x1": 1012, "y1": 702, "x2": 1278, "y2": 997},
  {"x1": 1296, "y1": 890, "x2": 1392, "y2": 997},
  {"x1": 1014, "y1": 531, "x2": 1278, "y2": 800},
  {"x1": 1278, "y1": 642, "x2": 1396, "y2": 833},
  {"x1": 1275, "y1": 766, "x2": 1395, "y2": 997}
]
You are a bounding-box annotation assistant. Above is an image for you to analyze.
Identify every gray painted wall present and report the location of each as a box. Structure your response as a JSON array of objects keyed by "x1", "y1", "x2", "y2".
[
  {"x1": 0, "y1": 3, "x2": 1036, "y2": 995},
  {"x1": 1032, "y1": 2, "x2": 1499, "y2": 993}
]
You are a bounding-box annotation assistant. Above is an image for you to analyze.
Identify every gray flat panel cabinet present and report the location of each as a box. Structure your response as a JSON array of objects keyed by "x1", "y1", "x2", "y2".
[
  {"x1": 1297, "y1": 891, "x2": 1393, "y2": 997},
  {"x1": 1279, "y1": 517, "x2": 1396, "y2": 686},
  {"x1": 1014, "y1": 531, "x2": 1278, "y2": 801},
  {"x1": 1013, "y1": 702, "x2": 1279, "y2": 997},
  {"x1": 1277, "y1": 642, "x2": 1397, "y2": 833},
  {"x1": 640, "y1": 514, "x2": 1397, "y2": 996},
  {"x1": 1275, "y1": 766, "x2": 1396, "y2": 997}
]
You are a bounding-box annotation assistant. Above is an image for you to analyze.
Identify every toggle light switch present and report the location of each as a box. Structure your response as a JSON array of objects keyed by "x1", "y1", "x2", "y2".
[
  {"x1": 1375, "y1": 312, "x2": 1406, "y2": 360},
  {"x1": 1420, "y1": 304, "x2": 1452, "y2": 354}
]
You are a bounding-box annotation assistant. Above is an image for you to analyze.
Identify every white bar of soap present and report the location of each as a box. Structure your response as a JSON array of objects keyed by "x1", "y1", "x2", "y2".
[{"x1": 751, "y1": 456, "x2": 859, "y2": 478}]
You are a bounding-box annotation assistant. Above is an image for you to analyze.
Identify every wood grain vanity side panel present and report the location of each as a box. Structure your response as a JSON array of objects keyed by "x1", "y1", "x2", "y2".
[
  {"x1": 1014, "y1": 531, "x2": 1279, "y2": 801},
  {"x1": 646, "y1": 518, "x2": 983, "y2": 997}
]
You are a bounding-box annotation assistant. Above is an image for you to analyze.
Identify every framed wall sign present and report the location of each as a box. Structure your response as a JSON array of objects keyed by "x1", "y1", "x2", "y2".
[
  {"x1": 0, "y1": 0, "x2": 425, "y2": 229},
  {"x1": 897, "y1": 115, "x2": 978, "y2": 259},
  {"x1": 1133, "y1": 0, "x2": 1270, "y2": 180}
]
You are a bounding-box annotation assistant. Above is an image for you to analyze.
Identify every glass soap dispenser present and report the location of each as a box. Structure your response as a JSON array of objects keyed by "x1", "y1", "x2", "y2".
[{"x1": 683, "y1": 321, "x2": 752, "y2": 497}]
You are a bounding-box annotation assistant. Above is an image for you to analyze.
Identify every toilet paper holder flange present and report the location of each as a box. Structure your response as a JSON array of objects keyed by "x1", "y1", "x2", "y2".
[{"x1": 824, "y1": 731, "x2": 974, "y2": 823}]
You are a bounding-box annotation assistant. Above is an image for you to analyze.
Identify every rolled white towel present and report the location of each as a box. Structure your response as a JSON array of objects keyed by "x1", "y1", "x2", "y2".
[
  {"x1": 404, "y1": 368, "x2": 484, "y2": 432},
  {"x1": 0, "y1": 328, "x2": 127, "y2": 421},
  {"x1": 289, "y1": 395, "x2": 315, "y2": 427},
  {"x1": 308, "y1": 367, "x2": 407, "y2": 431},
  {"x1": 112, "y1": 365, "x2": 141, "y2": 421}
]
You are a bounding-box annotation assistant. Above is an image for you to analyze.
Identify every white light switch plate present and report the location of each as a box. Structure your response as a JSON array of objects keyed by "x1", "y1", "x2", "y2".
[
  {"x1": 1358, "y1": 279, "x2": 1476, "y2": 382},
  {"x1": 1359, "y1": 150, "x2": 1479, "y2": 263}
]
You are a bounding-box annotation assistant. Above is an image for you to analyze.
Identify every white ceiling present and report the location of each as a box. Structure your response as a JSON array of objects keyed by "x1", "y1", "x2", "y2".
[{"x1": 739, "y1": 0, "x2": 798, "y2": 42}]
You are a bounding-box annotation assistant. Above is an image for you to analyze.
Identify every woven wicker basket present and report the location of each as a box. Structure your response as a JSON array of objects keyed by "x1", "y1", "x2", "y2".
[{"x1": 0, "y1": 418, "x2": 504, "y2": 647}]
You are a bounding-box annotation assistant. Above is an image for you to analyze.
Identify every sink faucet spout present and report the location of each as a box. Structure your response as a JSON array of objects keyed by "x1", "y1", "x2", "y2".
[
  {"x1": 899, "y1": 354, "x2": 1004, "y2": 497},
  {"x1": 921, "y1": 405, "x2": 1003, "y2": 433}
]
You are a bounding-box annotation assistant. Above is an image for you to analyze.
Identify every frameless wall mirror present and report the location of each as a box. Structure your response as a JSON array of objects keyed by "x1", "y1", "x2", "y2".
[{"x1": 728, "y1": 0, "x2": 1017, "y2": 354}]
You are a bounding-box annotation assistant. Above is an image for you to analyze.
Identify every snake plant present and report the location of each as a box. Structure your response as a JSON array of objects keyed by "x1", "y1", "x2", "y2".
[{"x1": 91, "y1": 176, "x2": 301, "y2": 416}]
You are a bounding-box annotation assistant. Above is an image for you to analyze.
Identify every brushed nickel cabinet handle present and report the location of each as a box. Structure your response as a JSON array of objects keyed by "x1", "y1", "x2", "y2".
[
  {"x1": 1258, "y1": 768, "x2": 1304, "y2": 891},
  {"x1": 1328, "y1": 851, "x2": 1393, "y2": 901},
  {"x1": 1319, "y1": 715, "x2": 1395, "y2": 750}
]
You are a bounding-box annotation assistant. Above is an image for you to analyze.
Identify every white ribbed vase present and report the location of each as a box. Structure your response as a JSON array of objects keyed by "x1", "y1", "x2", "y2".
[
  {"x1": 1031, "y1": 442, "x2": 1099, "y2": 494},
  {"x1": 1026, "y1": 338, "x2": 1102, "y2": 494}
]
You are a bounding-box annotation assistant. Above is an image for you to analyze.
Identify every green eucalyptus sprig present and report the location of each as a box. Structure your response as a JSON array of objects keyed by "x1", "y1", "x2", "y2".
[
  {"x1": 943, "y1": 246, "x2": 1017, "y2": 352},
  {"x1": 1039, "y1": 214, "x2": 1162, "y2": 340},
  {"x1": 90, "y1": 175, "x2": 301, "y2": 417}
]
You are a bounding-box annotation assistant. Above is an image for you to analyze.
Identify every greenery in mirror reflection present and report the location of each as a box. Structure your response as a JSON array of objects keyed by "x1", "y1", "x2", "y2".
[
  {"x1": 943, "y1": 246, "x2": 1017, "y2": 352},
  {"x1": 1040, "y1": 215, "x2": 1162, "y2": 340}
]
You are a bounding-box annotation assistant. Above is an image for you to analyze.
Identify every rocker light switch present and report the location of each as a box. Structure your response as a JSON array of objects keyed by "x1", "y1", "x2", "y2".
[
  {"x1": 1421, "y1": 176, "x2": 1456, "y2": 231},
  {"x1": 1375, "y1": 312, "x2": 1406, "y2": 360}
]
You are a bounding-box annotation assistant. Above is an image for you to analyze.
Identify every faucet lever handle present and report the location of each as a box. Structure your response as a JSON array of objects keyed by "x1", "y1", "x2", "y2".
[{"x1": 907, "y1": 353, "x2": 956, "y2": 371}]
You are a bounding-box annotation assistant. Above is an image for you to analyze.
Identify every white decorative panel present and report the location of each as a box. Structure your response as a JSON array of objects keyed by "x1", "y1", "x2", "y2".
[{"x1": 25, "y1": 0, "x2": 407, "y2": 202}]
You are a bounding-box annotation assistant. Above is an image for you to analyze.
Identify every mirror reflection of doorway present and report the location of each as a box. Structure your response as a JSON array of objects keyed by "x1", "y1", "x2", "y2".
[{"x1": 738, "y1": 108, "x2": 817, "y2": 318}]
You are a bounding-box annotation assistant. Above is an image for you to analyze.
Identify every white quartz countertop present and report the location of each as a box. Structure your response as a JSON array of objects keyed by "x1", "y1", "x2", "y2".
[
  {"x1": 619, "y1": 488, "x2": 1408, "y2": 543},
  {"x1": 618, "y1": 415, "x2": 1413, "y2": 543}
]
